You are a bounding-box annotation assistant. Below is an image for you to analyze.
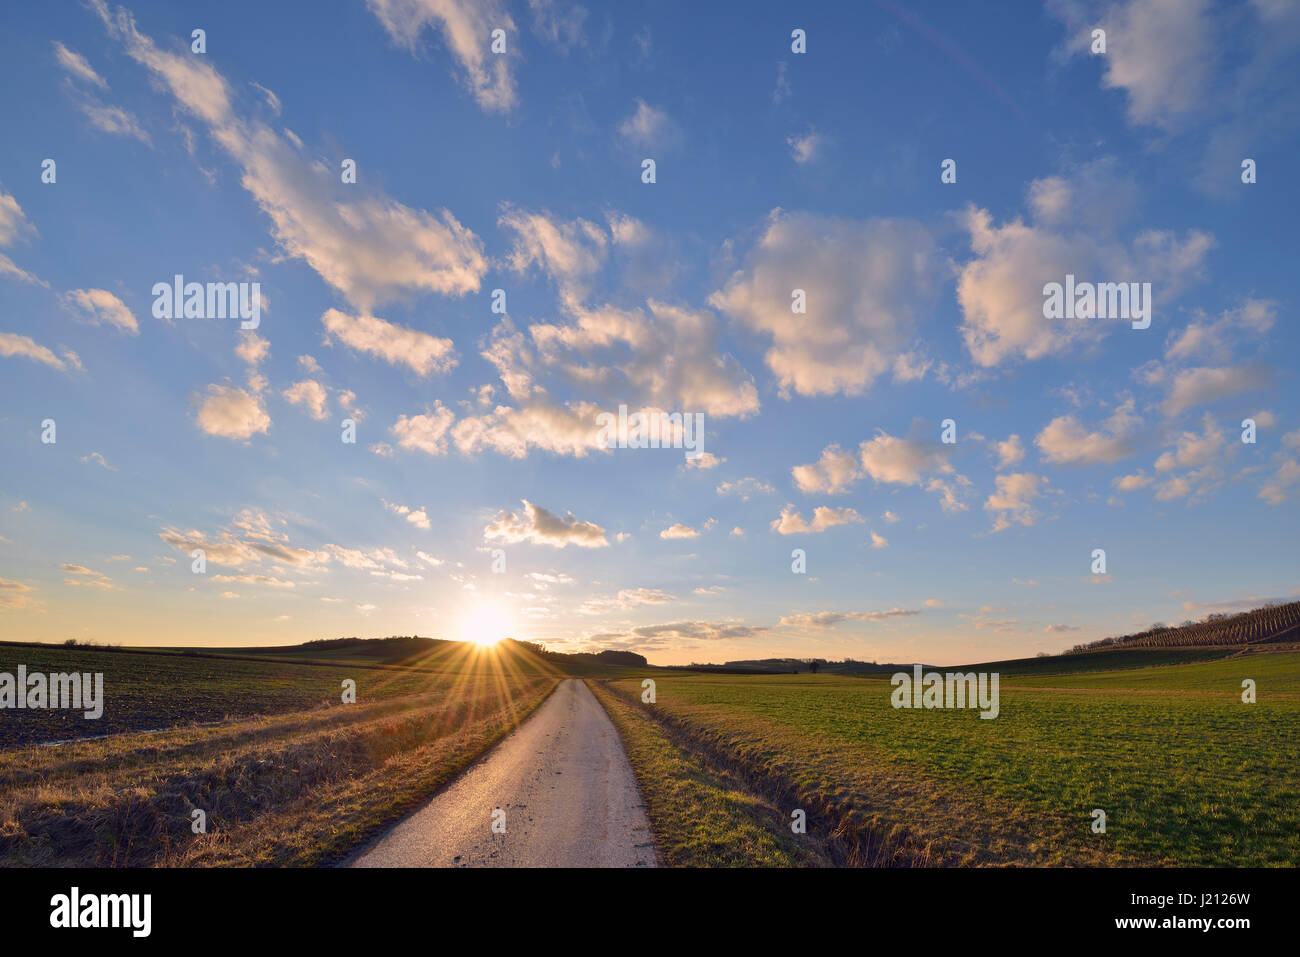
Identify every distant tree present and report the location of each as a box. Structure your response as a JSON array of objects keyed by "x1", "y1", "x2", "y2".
[{"x1": 809, "y1": 661, "x2": 820, "y2": 674}]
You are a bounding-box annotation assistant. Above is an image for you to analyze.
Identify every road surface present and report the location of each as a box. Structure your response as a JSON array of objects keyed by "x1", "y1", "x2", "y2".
[{"x1": 350, "y1": 678, "x2": 656, "y2": 867}]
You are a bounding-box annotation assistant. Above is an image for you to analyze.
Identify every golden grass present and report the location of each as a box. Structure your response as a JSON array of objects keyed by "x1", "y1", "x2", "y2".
[{"x1": 1, "y1": 672, "x2": 557, "y2": 867}]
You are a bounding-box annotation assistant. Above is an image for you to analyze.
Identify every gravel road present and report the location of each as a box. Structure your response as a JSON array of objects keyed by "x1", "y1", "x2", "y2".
[{"x1": 350, "y1": 678, "x2": 656, "y2": 867}]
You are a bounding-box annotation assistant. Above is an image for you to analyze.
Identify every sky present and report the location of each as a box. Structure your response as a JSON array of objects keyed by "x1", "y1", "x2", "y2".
[{"x1": 0, "y1": 0, "x2": 1297, "y2": 666}]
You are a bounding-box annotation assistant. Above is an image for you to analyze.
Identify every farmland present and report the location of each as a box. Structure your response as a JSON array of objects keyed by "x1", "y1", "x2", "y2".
[
  {"x1": 600, "y1": 650, "x2": 1300, "y2": 866},
  {"x1": 0, "y1": 641, "x2": 558, "y2": 866}
]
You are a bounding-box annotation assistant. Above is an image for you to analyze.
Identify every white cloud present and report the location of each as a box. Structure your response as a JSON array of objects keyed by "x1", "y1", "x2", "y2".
[
  {"x1": 194, "y1": 383, "x2": 271, "y2": 440},
  {"x1": 1154, "y1": 414, "x2": 1226, "y2": 472},
  {"x1": 484, "y1": 499, "x2": 608, "y2": 548},
  {"x1": 366, "y1": 0, "x2": 517, "y2": 112},
  {"x1": 770, "y1": 504, "x2": 863, "y2": 535},
  {"x1": 957, "y1": 159, "x2": 1212, "y2": 367},
  {"x1": 95, "y1": 3, "x2": 488, "y2": 310},
  {"x1": 62, "y1": 288, "x2": 138, "y2": 335},
  {"x1": 1, "y1": 574, "x2": 38, "y2": 613},
  {"x1": 76, "y1": 101, "x2": 151, "y2": 144},
  {"x1": 391, "y1": 402, "x2": 456, "y2": 455},
  {"x1": 779, "y1": 609, "x2": 918, "y2": 628},
  {"x1": 322, "y1": 308, "x2": 456, "y2": 376},
  {"x1": 283, "y1": 380, "x2": 330, "y2": 420},
  {"x1": 787, "y1": 128, "x2": 821, "y2": 164},
  {"x1": 715, "y1": 477, "x2": 774, "y2": 501},
  {"x1": 686, "y1": 452, "x2": 725, "y2": 470},
  {"x1": 1036, "y1": 399, "x2": 1141, "y2": 465},
  {"x1": 53, "y1": 41, "x2": 108, "y2": 88},
  {"x1": 1070, "y1": 0, "x2": 1216, "y2": 129},
  {"x1": 236, "y1": 332, "x2": 270, "y2": 367},
  {"x1": 619, "y1": 99, "x2": 672, "y2": 146},
  {"x1": 0, "y1": 332, "x2": 81, "y2": 373},
  {"x1": 1161, "y1": 363, "x2": 1266, "y2": 417},
  {"x1": 984, "y1": 473, "x2": 1045, "y2": 532},
  {"x1": 81, "y1": 451, "x2": 117, "y2": 471},
  {"x1": 792, "y1": 445, "x2": 860, "y2": 495},
  {"x1": 994, "y1": 434, "x2": 1025, "y2": 469},
  {"x1": 384, "y1": 500, "x2": 431, "y2": 530},
  {"x1": 659, "y1": 523, "x2": 700, "y2": 540},
  {"x1": 711, "y1": 210, "x2": 936, "y2": 398}
]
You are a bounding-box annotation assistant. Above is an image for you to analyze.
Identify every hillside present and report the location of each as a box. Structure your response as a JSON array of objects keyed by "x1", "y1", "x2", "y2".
[{"x1": 1069, "y1": 600, "x2": 1300, "y2": 652}]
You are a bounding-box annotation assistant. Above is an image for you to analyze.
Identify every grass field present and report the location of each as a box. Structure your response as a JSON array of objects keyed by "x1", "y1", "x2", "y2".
[
  {"x1": 602, "y1": 650, "x2": 1300, "y2": 866},
  {"x1": 0, "y1": 641, "x2": 558, "y2": 866}
]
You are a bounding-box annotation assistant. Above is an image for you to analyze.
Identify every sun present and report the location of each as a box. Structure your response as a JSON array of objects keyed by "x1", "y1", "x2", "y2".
[{"x1": 460, "y1": 605, "x2": 513, "y2": 647}]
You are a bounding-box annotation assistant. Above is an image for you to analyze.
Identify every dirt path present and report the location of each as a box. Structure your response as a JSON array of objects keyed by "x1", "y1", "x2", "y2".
[{"x1": 350, "y1": 678, "x2": 656, "y2": 868}]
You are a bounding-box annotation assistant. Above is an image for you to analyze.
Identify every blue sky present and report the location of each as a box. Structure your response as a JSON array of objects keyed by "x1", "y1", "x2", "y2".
[{"x1": 0, "y1": 0, "x2": 1296, "y2": 665}]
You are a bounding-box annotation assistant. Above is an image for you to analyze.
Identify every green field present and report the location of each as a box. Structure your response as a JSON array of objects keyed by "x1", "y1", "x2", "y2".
[{"x1": 604, "y1": 650, "x2": 1300, "y2": 866}]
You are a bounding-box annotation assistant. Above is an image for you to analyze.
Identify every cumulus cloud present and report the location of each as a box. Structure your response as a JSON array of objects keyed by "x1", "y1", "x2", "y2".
[
  {"x1": 619, "y1": 99, "x2": 672, "y2": 146},
  {"x1": 94, "y1": 2, "x2": 487, "y2": 310},
  {"x1": 282, "y1": 379, "x2": 330, "y2": 420},
  {"x1": 322, "y1": 308, "x2": 456, "y2": 376},
  {"x1": 384, "y1": 500, "x2": 431, "y2": 530},
  {"x1": 984, "y1": 473, "x2": 1045, "y2": 532},
  {"x1": 791, "y1": 427, "x2": 964, "y2": 512},
  {"x1": 194, "y1": 383, "x2": 271, "y2": 440},
  {"x1": 1161, "y1": 363, "x2": 1267, "y2": 417},
  {"x1": 484, "y1": 499, "x2": 608, "y2": 548},
  {"x1": 492, "y1": 223, "x2": 760, "y2": 417},
  {"x1": 711, "y1": 210, "x2": 936, "y2": 397},
  {"x1": 994, "y1": 434, "x2": 1024, "y2": 469},
  {"x1": 1036, "y1": 398, "x2": 1141, "y2": 465},
  {"x1": 770, "y1": 504, "x2": 863, "y2": 535},
  {"x1": 1092, "y1": 0, "x2": 1216, "y2": 129},
  {"x1": 391, "y1": 402, "x2": 456, "y2": 455},
  {"x1": 791, "y1": 445, "x2": 861, "y2": 495},
  {"x1": 1154, "y1": 414, "x2": 1227, "y2": 472},
  {"x1": 500, "y1": 206, "x2": 608, "y2": 293},
  {"x1": 686, "y1": 452, "x2": 725, "y2": 470},
  {"x1": 957, "y1": 159, "x2": 1211, "y2": 366},
  {"x1": 236, "y1": 331, "x2": 270, "y2": 367}
]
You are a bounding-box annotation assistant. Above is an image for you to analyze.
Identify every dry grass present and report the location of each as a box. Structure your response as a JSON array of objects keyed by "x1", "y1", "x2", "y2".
[{"x1": 1, "y1": 671, "x2": 557, "y2": 867}]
